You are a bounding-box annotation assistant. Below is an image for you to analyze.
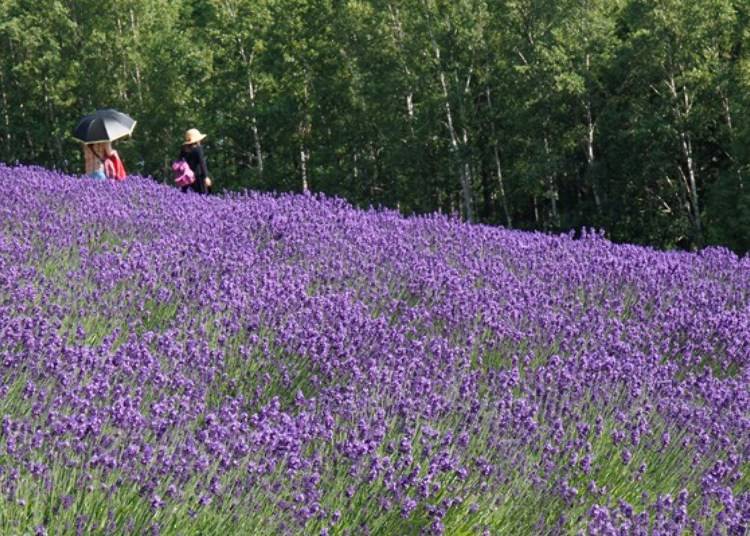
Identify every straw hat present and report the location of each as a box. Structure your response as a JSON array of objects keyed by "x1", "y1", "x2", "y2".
[{"x1": 183, "y1": 128, "x2": 207, "y2": 145}]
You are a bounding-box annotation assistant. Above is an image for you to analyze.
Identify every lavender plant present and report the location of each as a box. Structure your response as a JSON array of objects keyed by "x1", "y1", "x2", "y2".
[{"x1": 0, "y1": 164, "x2": 748, "y2": 535}]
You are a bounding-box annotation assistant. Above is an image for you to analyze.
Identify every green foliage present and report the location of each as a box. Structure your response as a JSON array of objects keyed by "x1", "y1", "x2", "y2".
[
  {"x1": 705, "y1": 170, "x2": 750, "y2": 252},
  {"x1": 1, "y1": 0, "x2": 750, "y2": 251}
]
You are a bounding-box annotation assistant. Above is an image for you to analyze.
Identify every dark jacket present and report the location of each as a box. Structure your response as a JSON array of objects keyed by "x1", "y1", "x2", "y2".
[{"x1": 179, "y1": 144, "x2": 208, "y2": 194}]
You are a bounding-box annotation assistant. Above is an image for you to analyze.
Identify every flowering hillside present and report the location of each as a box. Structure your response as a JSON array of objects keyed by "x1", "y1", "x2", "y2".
[{"x1": 0, "y1": 164, "x2": 748, "y2": 535}]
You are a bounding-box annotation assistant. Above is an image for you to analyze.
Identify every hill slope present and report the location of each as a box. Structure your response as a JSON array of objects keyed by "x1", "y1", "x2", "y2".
[{"x1": 0, "y1": 165, "x2": 748, "y2": 534}]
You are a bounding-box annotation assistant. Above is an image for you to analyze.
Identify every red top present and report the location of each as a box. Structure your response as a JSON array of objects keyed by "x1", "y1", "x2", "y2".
[{"x1": 104, "y1": 151, "x2": 127, "y2": 180}]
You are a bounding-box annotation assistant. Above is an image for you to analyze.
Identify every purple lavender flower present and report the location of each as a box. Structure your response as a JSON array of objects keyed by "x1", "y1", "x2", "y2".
[
  {"x1": 0, "y1": 165, "x2": 748, "y2": 535},
  {"x1": 150, "y1": 494, "x2": 164, "y2": 511},
  {"x1": 61, "y1": 495, "x2": 74, "y2": 510}
]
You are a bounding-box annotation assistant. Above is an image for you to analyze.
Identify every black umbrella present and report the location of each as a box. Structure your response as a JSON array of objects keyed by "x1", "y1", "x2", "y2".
[{"x1": 72, "y1": 108, "x2": 136, "y2": 143}]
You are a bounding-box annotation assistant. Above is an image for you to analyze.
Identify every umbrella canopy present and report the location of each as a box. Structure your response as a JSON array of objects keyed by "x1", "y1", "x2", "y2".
[{"x1": 72, "y1": 108, "x2": 136, "y2": 144}]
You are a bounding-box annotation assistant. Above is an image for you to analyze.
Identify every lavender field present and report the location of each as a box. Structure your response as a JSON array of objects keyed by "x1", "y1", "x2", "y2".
[{"x1": 0, "y1": 164, "x2": 748, "y2": 535}]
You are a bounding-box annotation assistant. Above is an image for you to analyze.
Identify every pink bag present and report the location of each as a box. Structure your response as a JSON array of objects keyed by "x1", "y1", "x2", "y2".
[{"x1": 172, "y1": 159, "x2": 195, "y2": 187}]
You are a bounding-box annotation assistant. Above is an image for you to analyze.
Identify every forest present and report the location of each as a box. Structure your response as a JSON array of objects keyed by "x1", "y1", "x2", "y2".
[{"x1": 1, "y1": 0, "x2": 749, "y2": 252}]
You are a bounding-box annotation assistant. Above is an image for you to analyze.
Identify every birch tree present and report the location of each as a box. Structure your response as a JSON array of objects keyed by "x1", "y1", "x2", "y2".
[
  {"x1": 494, "y1": 0, "x2": 581, "y2": 228},
  {"x1": 620, "y1": 0, "x2": 738, "y2": 247},
  {"x1": 207, "y1": 0, "x2": 272, "y2": 182},
  {"x1": 407, "y1": 0, "x2": 496, "y2": 222},
  {"x1": 558, "y1": 0, "x2": 623, "y2": 216}
]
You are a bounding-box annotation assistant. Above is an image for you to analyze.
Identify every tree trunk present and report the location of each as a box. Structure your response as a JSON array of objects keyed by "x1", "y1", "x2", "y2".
[
  {"x1": 386, "y1": 5, "x2": 416, "y2": 135},
  {"x1": 129, "y1": 9, "x2": 144, "y2": 106},
  {"x1": 543, "y1": 134, "x2": 559, "y2": 227},
  {"x1": 721, "y1": 92, "x2": 744, "y2": 191},
  {"x1": 434, "y1": 42, "x2": 474, "y2": 222},
  {"x1": 0, "y1": 70, "x2": 11, "y2": 159},
  {"x1": 246, "y1": 75, "x2": 263, "y2": 176},
  {"x1": 485, "y1": 87, "x2": 512, "y2": 227},
  {"x1": 299, "y1": 73, "x2": 312, "y2": 192},
  {"x1": 667, "y1": 76, "x2": 703, "y2": 247},
  {"x1": 300, "y1": 143, "x2": 309, "y2": 192},
  {"x1": 42, "y1": 77, "x2": 64, "y2": 167},
  {"x1": 460, "y1": 129, "x2": 475, "y2": 222},
  {"x1": 584, "y1": 89, "x2": 602, "y2": 213},
  {"x1": 369, "y1": 143, "x2": 380, "y2": 198},
  {"x1": 514, "y1": 32, "x2": 559, "y2": 228},
  {"x1": 679, "y1": 129, "x2": 702, "y2": 246},
  {"x1": 493, "y1": 144, "x2": 512, "y2": 227},
  {"x1": 238, "y1": 43, "x2": 264, "y2": 177},
  {"x1": 115, "y1": 15, "x2": 129, "y2": 102},
  {"x1": 406, "y1": 93, "x2": 415, "y2": 123}
]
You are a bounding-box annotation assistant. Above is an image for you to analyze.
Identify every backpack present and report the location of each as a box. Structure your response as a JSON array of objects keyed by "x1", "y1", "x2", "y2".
[{"x1": 172, "y1": 159, "x2": 195, "y2": 187}]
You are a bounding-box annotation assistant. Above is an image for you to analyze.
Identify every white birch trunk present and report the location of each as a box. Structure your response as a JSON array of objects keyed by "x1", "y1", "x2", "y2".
[
  {"x1": 129, "y1": 9, "x2": 144, "y2": 106},
  {"x1": 485, "y1": 87, "x2": 512, "y2": 227},
  {"x1": 1, "y1": 72, "x2": 11, "y2": 151},
  {"x1": 583, "y1": 51, "x2": 601, "y2": 213},
  {"x1": 585, "y1": 101, "x2": 595, "y2": 163},
  {"x1": 543, "y1": 134, "x2": 559, "y2": 226},
  {"x1": 369, "y1": 143, "x2": 379, "y2": 194},
  {"x1": 584, "y1": 98, "x2": 601, "y2": 211},
  {"x1": 300, "y1": 73, "x2": 312, "y2": 192},
  {"x1": 115, "y1": 16, "x2": 128, "y2": 102},
  {"x1": 238, "y1": 43, "x2": 264, "y2": 176},
  {"x1": 493, "y1": 144, "x2": 512, "y2": 227},
  {"x1": 300, "y1": 144, "x2": 309, "y2": 192},
  {"x1": 387, "y1": 5, "x2": 417, "y2": 133},
  {"x1": 516, "y1": 33, "x2": 558, "y2": 227},
  {"x1": 246, "y1": 76, "x2": 263, "y2": 176},
  {"x1": 461, "y1": 128, "x2": 475, "y2": 222},
  {"x1": 434, "y1": 42, "x2": 474, "y2": 222},
  {"x1": 679, "y1": 129, "x2": 702, "y2": 241},
  {"x1": 406, "y1": 93, "x2": 415, "y2": 123},
  {"x1": 668, "y1": 76, "x2": 703, "y2": 244},
  {"x1": 722, "y1": 93, "x2": 744, "y2": 191}
]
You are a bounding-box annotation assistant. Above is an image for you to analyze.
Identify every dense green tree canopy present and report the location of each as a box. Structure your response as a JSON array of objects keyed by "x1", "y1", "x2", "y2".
[{"x1": 1, "y1": 0, "x2": 748, "y2": 251}]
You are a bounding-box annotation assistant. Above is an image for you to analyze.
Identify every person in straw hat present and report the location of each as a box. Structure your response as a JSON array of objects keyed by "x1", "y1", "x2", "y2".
[{"x1": 178, "y1": 128, "x2": 211, "y2": 194}]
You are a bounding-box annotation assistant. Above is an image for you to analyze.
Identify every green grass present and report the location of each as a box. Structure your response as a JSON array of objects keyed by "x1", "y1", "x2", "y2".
[{"x1": 0, "y1": 462, "x2": 287, "y2": 535}]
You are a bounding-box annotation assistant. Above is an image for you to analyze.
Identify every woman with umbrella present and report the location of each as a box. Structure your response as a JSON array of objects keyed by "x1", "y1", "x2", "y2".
[
  {"x1": 73, "y1": 109, "x2": 134, "y2": 180},
  {"x1": 83, "y1": 142, "x2": 122, "y2": 179}
]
